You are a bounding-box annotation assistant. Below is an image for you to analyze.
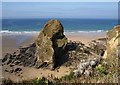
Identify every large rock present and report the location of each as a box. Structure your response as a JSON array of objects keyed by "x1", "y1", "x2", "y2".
[{"x1": 35, "y1": 20, "x2": 68, "y2": 69}]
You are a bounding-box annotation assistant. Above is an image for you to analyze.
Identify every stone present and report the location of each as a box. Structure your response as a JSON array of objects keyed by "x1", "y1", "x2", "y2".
[
  {"x1": 35, "y1": 20, "x2": 68, "y2": 69},
  {"x1": 73, "y1": 70, "x2": 80, "y2": 77},
  {"x1": 14, "y1": 60, "x2": 21, "y2": 65},
  {"x1": 2, "y1": 53, "x2": 12, "y2": 63},
  {"x1": 84, "y1": 70, "x2": 90, "y2": 76},
  {"x1": 90, "y1": 60, "x2": 97, "y2": 68},
  {"x1": 2, "y1": 56, "x2": 8, "y2": 63},
  {"x1": 78, "y1": 62, "x2": 89, "y2": 70},
  {"x1": 84, "y1": 66, "x2": 92, "y2": 76},
  {"x1": 5, "y1": 67, "x2": 14, "y2": 73},
  {"x1": 73, "y1": 68, "x2": 84, "y2": 77},
  {"x1": 74, "y1": 60, "x2": 96, "y2": 77},
  {"x1": 10, "y1": 64, "x2": 15, "y2": 67},
  {"x1": 6, "y1": 59, "x2": 12, "y2": 65},
  {"x1": 14, "y1": 67, "x2": 22, "y2": 73}
]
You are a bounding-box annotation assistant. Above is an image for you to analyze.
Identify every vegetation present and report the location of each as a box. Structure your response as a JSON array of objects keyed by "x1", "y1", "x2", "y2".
[
  {"x1": 2, "y1": 55, "x2": 119, "y2": 84},
  {"x1": 2, "y1": 77, "x2": 53, "y2": 85},
  {"x1": 32, "y1": 77, "x2": 53, "y2": 85}
]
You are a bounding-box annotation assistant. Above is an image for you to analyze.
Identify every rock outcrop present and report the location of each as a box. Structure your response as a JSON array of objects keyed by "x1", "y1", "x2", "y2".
[
  {"x1": 103, "y1": 25, "x2": 120, "y2": 59},
  {"x1": 35, "y1": 20, "x2": 68, "y2": 69},
  {"x1": 2, "y1": 43, "x2": 36, "y2": 67},
  {"x1": 2, "y1": 20, "x2": 68, "y2": 71}
]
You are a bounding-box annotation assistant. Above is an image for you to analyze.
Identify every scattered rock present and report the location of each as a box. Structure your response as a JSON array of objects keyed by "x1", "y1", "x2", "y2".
[
  {"x1": 6, "y1": 59, "x2": 12, "y2": 65},
  {"x1": 2, "y1": 19, "x2": 107, "y2": 74},
  {"x1": 2, "y1": 53, "x2": 12, "y2": 63},
  {"x1": 5, "y1": 67, "x2": 14, "y2": 73},
  {"x1": 2, "y1": 42, "x2": 37, "y2": 68},
  {"x1": 89, "y1": 40, "x2": 106, "y2": 56},
  {"x1": 14, "y1": 60, "x2": 21, "y2": 65},
  {"x1": 73, "y1": 57, "x2": 100, "y2": 77},
  {"x1": 9, "y1": 64, "x2": 15, "y2": 67},
  {"x1": 14, "y1": 67, "x2": 22, "y2": 73}
]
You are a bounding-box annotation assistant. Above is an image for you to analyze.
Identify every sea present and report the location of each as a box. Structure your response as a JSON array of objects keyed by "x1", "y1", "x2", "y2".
[{"x1": 1, "y1": 18, "x2": 118, "y2": 34}]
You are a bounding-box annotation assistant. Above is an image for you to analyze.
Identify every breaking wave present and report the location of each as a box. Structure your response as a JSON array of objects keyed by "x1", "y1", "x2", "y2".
[{"x1": 0, "y1": 30, "x2": 107, "y2": 34}]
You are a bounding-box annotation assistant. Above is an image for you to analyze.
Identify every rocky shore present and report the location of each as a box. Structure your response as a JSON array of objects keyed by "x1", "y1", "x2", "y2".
[{"x1": 2, "y1": 20, "x2": 119, "y2": 84}]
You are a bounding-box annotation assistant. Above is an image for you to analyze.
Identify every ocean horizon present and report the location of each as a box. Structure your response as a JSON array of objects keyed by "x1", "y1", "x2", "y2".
[{"x1": 1, "y1": 18, "x2": 118, "y2": 34}]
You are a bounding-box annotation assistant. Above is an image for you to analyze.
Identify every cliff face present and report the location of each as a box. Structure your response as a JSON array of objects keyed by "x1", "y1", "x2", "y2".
[
  {"x1": 35, "y1": 20, "x2": 68, "y2": 69},
  {"x1": 103, "y1": 25, "x2": 120, "y2": 59}
]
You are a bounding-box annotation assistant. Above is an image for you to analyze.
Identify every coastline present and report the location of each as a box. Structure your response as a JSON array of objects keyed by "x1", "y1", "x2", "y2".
[
  {"x1": 2, "y1": 31, "x2": 107, "y2": 82},
  {"x1": 2, "y1": 31, "x2": 106, "y2": 57}
]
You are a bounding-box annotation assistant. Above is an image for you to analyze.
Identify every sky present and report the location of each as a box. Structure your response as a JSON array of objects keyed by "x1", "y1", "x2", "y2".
[
  {"x1": 2, "y1": 0, "x2": 120, "y2": 2},
  {"x1": 2, "y1": 2, "x2": 118, "y2": 19}
]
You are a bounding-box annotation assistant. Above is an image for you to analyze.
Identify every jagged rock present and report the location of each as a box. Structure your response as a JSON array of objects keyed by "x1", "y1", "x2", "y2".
[
  {"x1": 2, "y1": 56, "x2": 8, "y2": 63},
  {"x1": 103, "y1": 25, "x2": 120, "y2": 59},
  {"x1": 14, "y1": 67, "x2": 22, "y2": 73},
  {"x1": 10, "y1": 64, "x2": 15, "y2": 67},
  {"x1": 14, "y1": 60, "x2": 21, "y2": 65},
  {"x1": 73, "y1": 58, "x2": 100, "y2": 77},
  {"x1": 89, "y1": 40, "x2": 106, "y2": 56},
  {"x1": 6, "y1": 59, "x2": 12, "y2": 65},
  {"x1": 2, "y1": 42, "x2": 37, "y2": 68},
  {"x1": 35, "y1": 20, "x2": 68, "y2": 69},
  {"x1": 2, "y1": 53, "x2": 12, "y2": 63}
]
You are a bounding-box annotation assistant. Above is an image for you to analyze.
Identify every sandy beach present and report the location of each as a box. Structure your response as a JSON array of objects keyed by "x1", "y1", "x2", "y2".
[
  {"x1": 2, "y1": 1, "x2": 119, "y2": 83},
  {"x1": 2, "y1": 32, "x2": 106, "y2": 82},
  {"x1": 2, "y1": 32, "x2": 106, "y2": 56}
]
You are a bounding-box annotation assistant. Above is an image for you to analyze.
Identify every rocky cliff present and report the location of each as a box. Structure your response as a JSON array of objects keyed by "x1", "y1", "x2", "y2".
[
  {"x1": 103, "y1": 25, "x2": 120, "y2": 59},
  {"x1": 35, "y1": 20, "x2": 68, "y2": 69}
]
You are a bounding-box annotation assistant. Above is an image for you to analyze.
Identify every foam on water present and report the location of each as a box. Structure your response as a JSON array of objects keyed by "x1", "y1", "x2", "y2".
[{"x1": 0, "y1": 30, "x2": 107, "y2": 35}]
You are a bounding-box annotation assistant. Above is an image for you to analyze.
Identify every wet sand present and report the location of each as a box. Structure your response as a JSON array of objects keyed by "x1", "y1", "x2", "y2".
[{"x1": 2, "y1": 32, "x2": 106, "y2": 56}]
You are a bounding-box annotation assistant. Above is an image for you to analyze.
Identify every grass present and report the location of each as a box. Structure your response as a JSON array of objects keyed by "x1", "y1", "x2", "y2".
[
  {"x1": 2, "y1": 77, "x2": 53, "y2": 85},
  {"x1": 2, "y1": 55, "x2": 119, "y2": 84},
  {"x1": 60, "y1": 72, "x2": 75, "y2": 82},
  {"x1": 32, "y1": 77, "x2": 53, "y2": 85},
  {"x1": 2, "y1": 51, "x2": 119, "y2": 84}
]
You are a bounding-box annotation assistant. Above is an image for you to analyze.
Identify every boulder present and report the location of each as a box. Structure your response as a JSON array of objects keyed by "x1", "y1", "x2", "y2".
[{"x1": 35, "y1": 20, "x2": 68, "y2": 69}]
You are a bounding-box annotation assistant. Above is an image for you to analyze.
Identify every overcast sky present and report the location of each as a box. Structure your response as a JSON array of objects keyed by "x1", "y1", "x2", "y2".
[{"x1": 2, "y1": 2, "x2": 118, "y2": 19}]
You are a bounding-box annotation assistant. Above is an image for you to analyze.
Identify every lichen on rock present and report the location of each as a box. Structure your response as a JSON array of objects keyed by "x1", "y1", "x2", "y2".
[{"x1": 35, "y1": 19, "x2": 68, "y2": 69}]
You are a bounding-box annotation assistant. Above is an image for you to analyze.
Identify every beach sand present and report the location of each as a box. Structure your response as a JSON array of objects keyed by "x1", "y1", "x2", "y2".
[
  {"x1": 2, "y1": 32, "x2": 106, "y2": 82},
  {"x1": 2, "y1": 32, "x2": 106, "y2": 55}
]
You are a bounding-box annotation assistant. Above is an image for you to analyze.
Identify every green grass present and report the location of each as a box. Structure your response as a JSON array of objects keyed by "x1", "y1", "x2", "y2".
[
  {"x1": 60, "y1": 72, "x2": 75, "y2": 82},
  {"x1": 32, "y1": 77, "x2": 53, "y2": 85}
]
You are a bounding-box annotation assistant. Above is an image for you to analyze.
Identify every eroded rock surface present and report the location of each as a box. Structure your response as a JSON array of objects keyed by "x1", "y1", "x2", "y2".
[
  {"x1": 2, "y1": 20, "x2": 68, "y2": 70},
  {"x1": 103, "y1": 25, "x2": 120, "y2": 59},
  {"x1": 35, "y1": 20, "x2": 68, "y2": 69},
  {"x1": 2, "y1": 19, "x2": 108, "y2": 78}
]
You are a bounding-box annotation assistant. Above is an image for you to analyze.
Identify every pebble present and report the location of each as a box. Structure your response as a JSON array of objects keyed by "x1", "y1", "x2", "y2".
[{"x1": 90, "y1": 60, "x2": 97, "y2": 67}]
